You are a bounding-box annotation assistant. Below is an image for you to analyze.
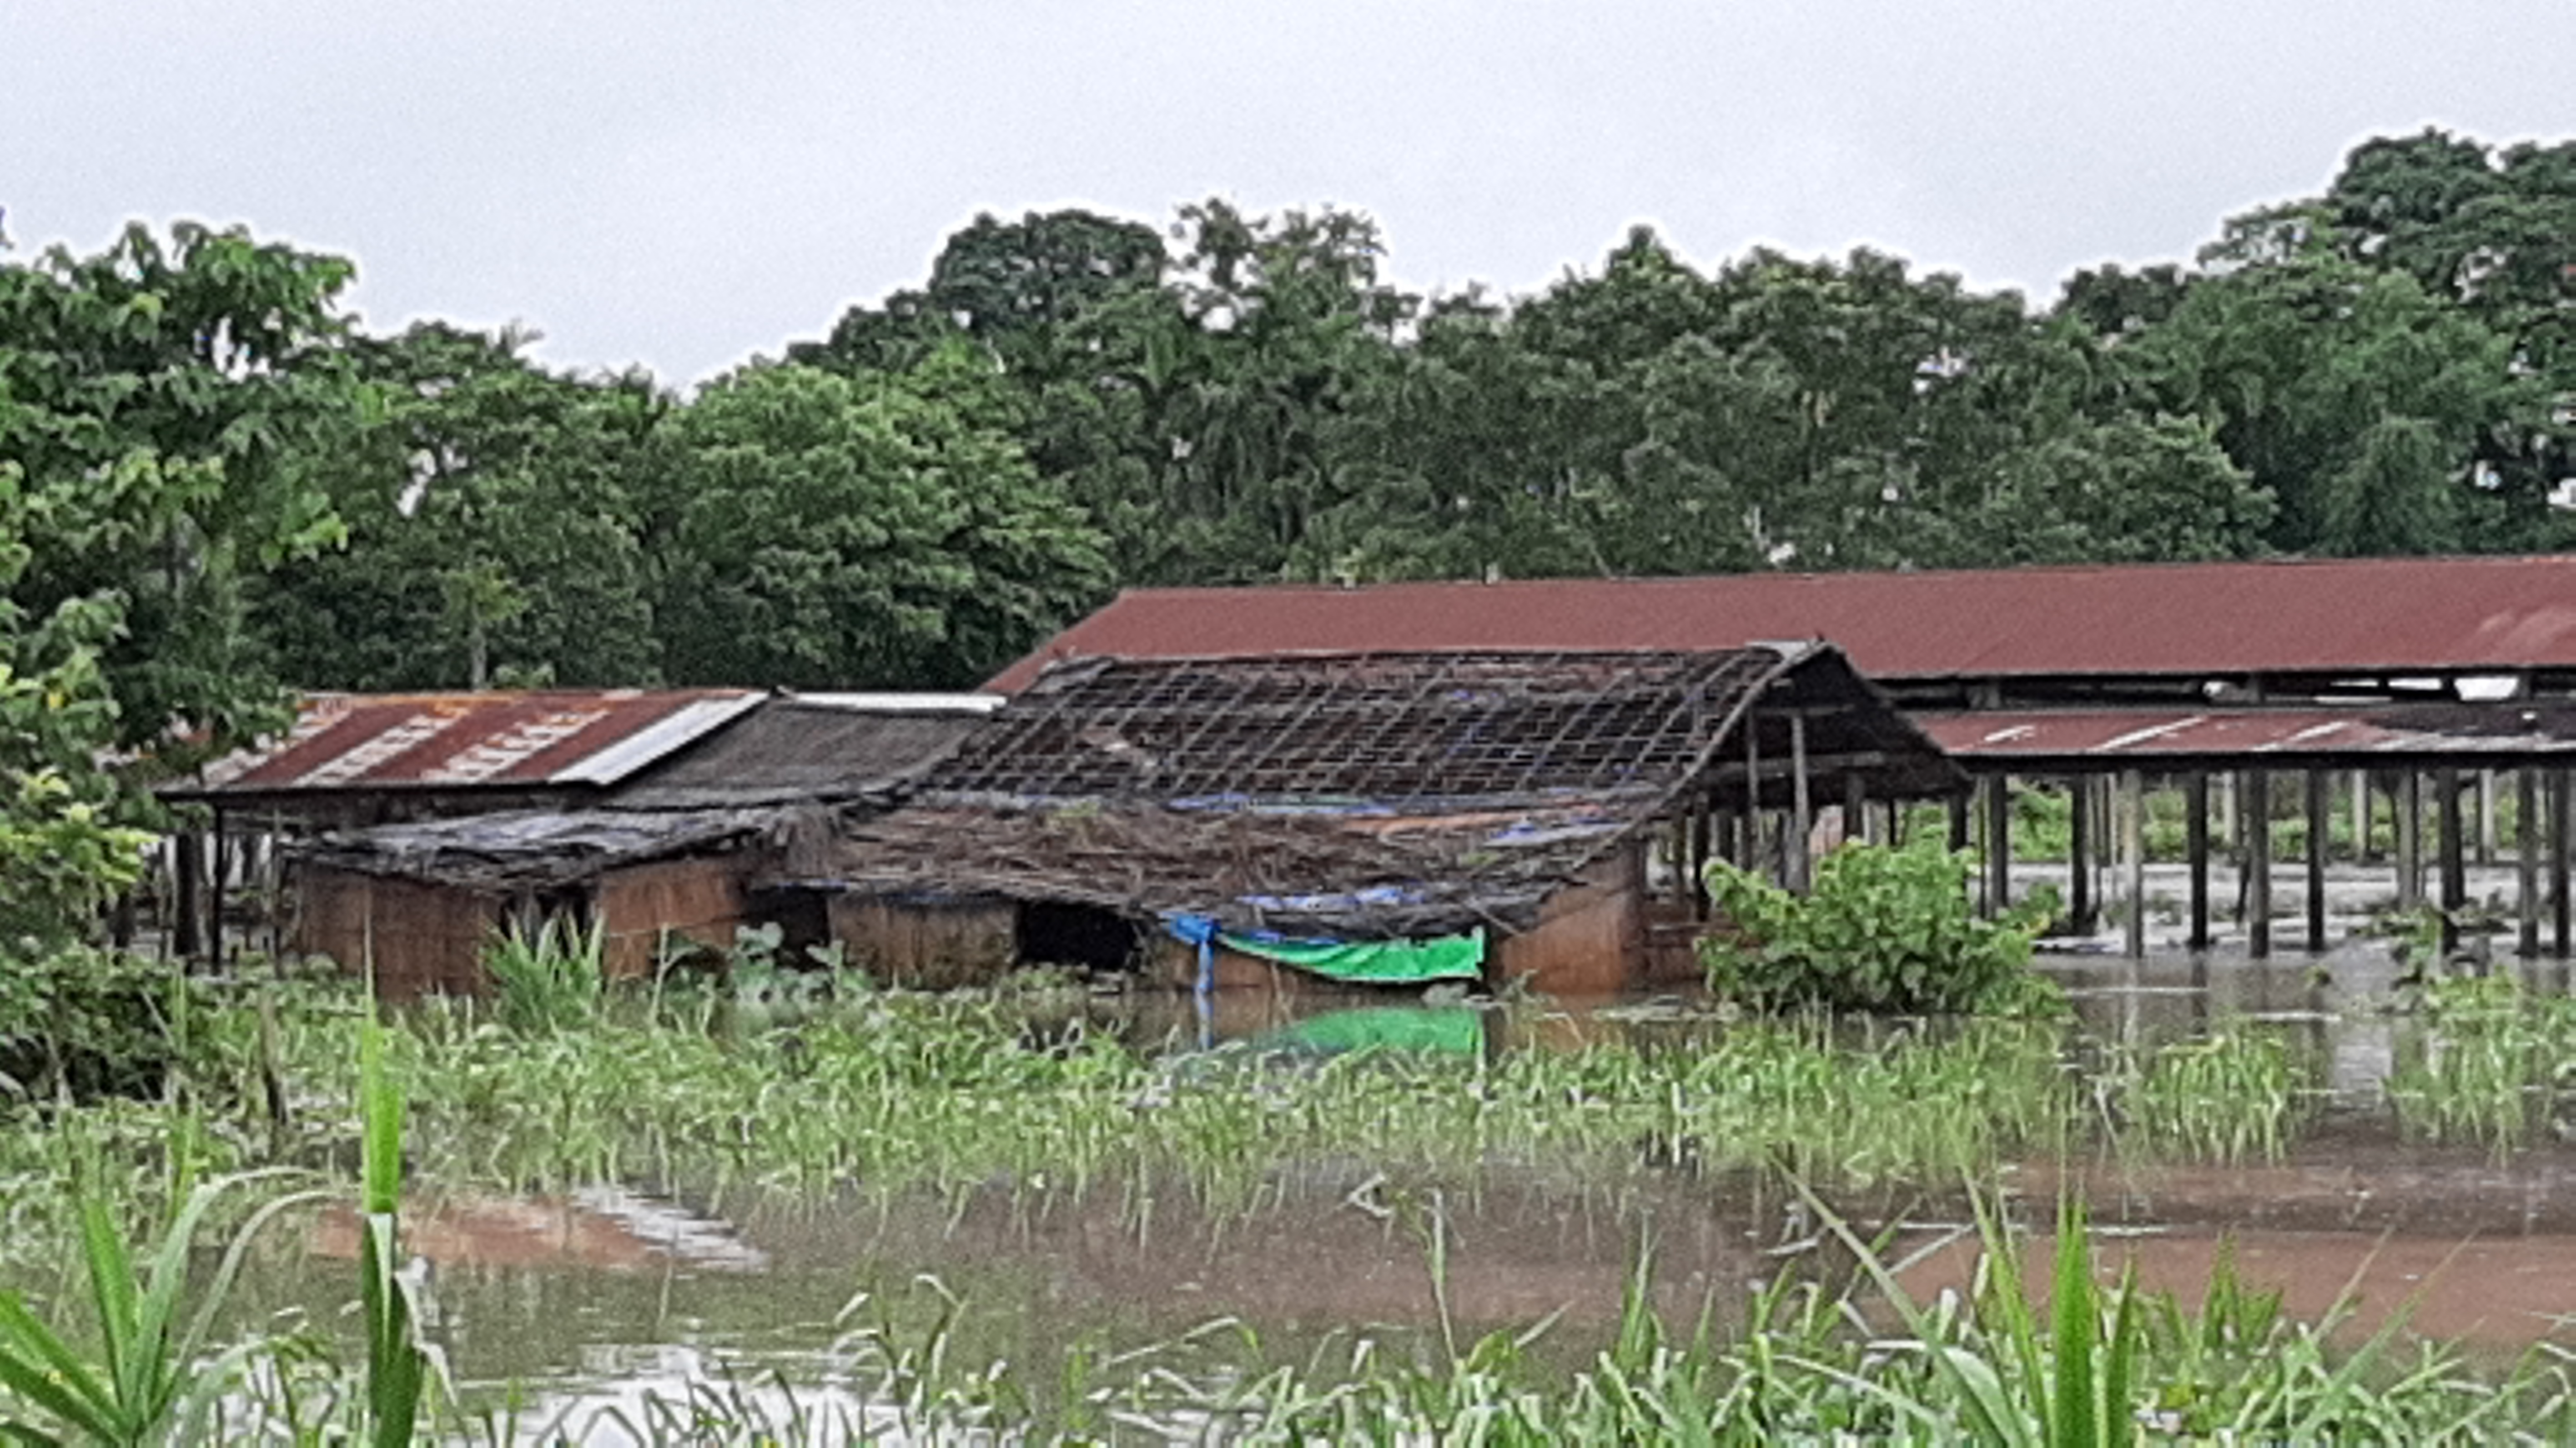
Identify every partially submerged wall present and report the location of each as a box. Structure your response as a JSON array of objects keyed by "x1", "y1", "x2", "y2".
[
  {"x1": 292, "y1": 865, "x2": 502, "y2": 999},
  {"x1": 1491, "y1": 845, "x2": 1644, "y2": 998},
  {"x1": 829, "y1": 893, "x2": 1017, "y2": 989},
  {"x1": 594, "y1": 856, "x2": 752, "y2": 980}
]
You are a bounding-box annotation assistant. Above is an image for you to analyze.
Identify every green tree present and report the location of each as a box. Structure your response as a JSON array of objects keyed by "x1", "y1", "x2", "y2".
[
  {"x1": 649, "y1": 350, "x2": 1109, "y2": 689},
  {"x1": 0, "y1": 219, "x2": 355, "y2": 949},
  {"x1": 257, "y1": 323, "x2": 667, "y2": 690}
]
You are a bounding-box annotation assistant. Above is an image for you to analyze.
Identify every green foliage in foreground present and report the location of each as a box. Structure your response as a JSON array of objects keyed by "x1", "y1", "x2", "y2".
[{"x1": 1702, "y1": 843, "x2": 2063, "y2": 1016}]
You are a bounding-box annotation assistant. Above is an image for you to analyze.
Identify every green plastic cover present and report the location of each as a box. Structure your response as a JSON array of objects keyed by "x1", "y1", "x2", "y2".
[{"x1": 1216, "y1": 927, "x2": 1484, "y2": 984}]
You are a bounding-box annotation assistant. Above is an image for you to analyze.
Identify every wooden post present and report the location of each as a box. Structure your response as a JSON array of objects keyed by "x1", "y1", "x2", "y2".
[
  {"x1": 2184, "y1": 771, "x2": 2211, "y2": 952},
  {"x1": 1841, "y1": 772, "x2": 1865, "y2": 846},
  {"x1": 2437, "y1": 766, "x2": 2466, "y2": 953},
  {"x1": 1740, "y1": 710, "x2": 1761, "y2": 870},
  {"x1": 173, "y1": 830, "x2": 205, "y2": 965},
  {"x1": 1982, "y1": 774, "x2": 2011, "y2": 919},
  {"x1": 2068, "y1": 777, "x2": 2093, "y2": 933},
  {"x1": 2518, "y1": 766, "x2": 2541, "y2": 958},
  {"x1": 2304, "y1": 770, "x2": 2329, "y2": 952},
  {"x1": 2554, "y1": 767, "x2": 2572, "y2": 960},
  {"x1": 2479, "y1": 768, "x2": 2498, "y2": 865},
  {"x1": 2122, "y1": 769, "x2": 2147, "y2": 958},
  {"x1": 1947, "y1": 792, "x2": 1969, "y2": 853},
  {"x1": 1787, "y1": 712, "x2": 1812, "y2": 894},
  {"x1": 2246, "y1": 768, "x2": 2272, "y2": 959},
  {"x1": 209, "y1": 805, "x2": 230, "y2": 970},
  {"x1": 2352, "y1": 769, "x2": 2372, "y2": 862},
  {"x1": 2396, "y1": 771, "x2": 2422, "y2": 912},
  {"x1": 1689, "y1": 800, "x2": 1711, "y2": 920}
]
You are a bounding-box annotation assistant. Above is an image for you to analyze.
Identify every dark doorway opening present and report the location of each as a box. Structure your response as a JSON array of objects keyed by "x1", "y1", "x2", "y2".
[{"x1": 1016, "y1": 900, "x2": 1145, "y2": 971}]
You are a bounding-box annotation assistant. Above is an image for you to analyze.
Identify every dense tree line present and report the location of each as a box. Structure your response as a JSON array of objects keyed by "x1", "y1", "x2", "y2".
[{"x1": 1, "y1": 128, "x2": 2570, "y2": 949}]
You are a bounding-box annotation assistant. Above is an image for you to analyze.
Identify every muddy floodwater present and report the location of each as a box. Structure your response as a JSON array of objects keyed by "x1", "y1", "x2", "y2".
[{"x1": 201, "y1": 938, "x2": 2576, "y2": 1428}]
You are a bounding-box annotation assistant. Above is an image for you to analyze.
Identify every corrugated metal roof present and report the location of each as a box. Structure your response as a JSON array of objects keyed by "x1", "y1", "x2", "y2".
[
  {"x1": 986, "y1": 556, "x2": 2576, "y2": 691},
  {"x1": 1918, "y1": 704, "x2": 2576, "y2": 765},
  {"x1": 185, "y1": 689, "x2": 763, "y2": 796}
]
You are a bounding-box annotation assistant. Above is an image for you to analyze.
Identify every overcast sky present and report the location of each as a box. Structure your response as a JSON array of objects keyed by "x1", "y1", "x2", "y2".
[{"x1": 5, "y1": 2, "x2": 2567, "y2": 387}]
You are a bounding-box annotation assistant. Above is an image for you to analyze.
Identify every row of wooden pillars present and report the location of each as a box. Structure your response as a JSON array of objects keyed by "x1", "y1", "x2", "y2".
[{"x1": 1962, "y1": 765, "x2": 2576, "y2": 960}]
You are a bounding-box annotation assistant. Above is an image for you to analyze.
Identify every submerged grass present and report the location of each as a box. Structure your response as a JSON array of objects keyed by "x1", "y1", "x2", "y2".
[{"x1": 2386, "y1": 974, "x2": 2576, "y2": 1153}]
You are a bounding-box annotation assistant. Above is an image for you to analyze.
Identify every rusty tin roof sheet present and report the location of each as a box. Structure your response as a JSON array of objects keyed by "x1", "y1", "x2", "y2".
[
  {"x1": 184, "y1": 689, "x2": 763, "y2": 796},
  {"x1": 1919, "y1": 705, "x2": 2576, "y2": 766},
  {"x1": 987, "y1": 555, "x2": 2576, "y2": 690}
]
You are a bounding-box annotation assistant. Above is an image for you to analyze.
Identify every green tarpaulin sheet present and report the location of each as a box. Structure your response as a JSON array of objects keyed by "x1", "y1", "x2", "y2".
[{"x1": 1216, "y1": 927, "x2": 1484, "y2": 985}]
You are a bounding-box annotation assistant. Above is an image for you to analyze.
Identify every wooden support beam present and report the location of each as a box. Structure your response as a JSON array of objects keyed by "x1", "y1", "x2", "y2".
[
  {"x1": 2555, "y1": 767, "x2": 2572, "y2": 960},
  {"x1": 2437, "y1": 766, "x2": 2466, "y2": 952},
  {"x1": 2185, "y1": 771, "x2": 2211, "y2": 952},
  {"x1": 2068, "y1": 776, "x2": 2093, "y2": 933},
  {"x1": 2519, "y1": 767, "x2": 2541, "y2": 958},
  {"x1": 1787, "y1": 712, "x2": 1812, "y2": 894},
  {"x1": 1982, "y1": 774, "x2": 2011, "y2": 919},
  {"x1": 2352, "y1": 769, "x2": 2372, "y2": 863},
  {"x1": 1947, "y1": 793, "x2": 1969, "y2": 854},
  {"x1": 2246, "y1": 769, "x2": 2272, "y2": 959},
  {"x1": 1841, "y1": 772, "x2": 1866, "y2": 846},
  {"x1": 2304, "y1": 770, "x2": 2329, "y2": 952},
  {"x1": 2479, "y1": 768, "x2": 2498, "y2": 865},
  {"x1": 1740, "y1": 709, "x2": 1762, "y2": 870},
  {"x1": 173, "y1": 830, "x2": 205, "y2": 965},
  {"x1": 2396, "y1": 771, "x2": 2423, "y2": 912},
  {"x1": 2123, "y1": 769, "x2": 2147, "y2": 959}
]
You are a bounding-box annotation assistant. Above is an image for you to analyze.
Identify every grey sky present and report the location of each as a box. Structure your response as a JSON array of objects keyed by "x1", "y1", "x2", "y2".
[{"x1": 5, "y1": 2, "x2": 2567, "y2": 387}]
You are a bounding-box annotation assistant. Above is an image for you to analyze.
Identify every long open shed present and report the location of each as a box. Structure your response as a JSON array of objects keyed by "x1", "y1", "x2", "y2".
[
  {"x1": 990, "y1": 556, "x2": 2576, "y2": 959},
  {"x1": 799, "y1": 645, "x2": 1961, "y2": 996}
]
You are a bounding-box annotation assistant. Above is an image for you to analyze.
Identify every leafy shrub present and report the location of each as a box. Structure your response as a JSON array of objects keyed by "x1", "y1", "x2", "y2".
[
  {"x1": 1700, "y1": 843, "x2": 2061, "y2": 1016},
  {"x1": 0, "y1": 947, "x2": 209, "y2": 1102}
]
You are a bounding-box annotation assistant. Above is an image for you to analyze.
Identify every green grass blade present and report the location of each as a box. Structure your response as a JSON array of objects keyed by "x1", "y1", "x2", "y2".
[{"x1": 2050, "y1": 1195, "x2": 2098, "y2": 1447}]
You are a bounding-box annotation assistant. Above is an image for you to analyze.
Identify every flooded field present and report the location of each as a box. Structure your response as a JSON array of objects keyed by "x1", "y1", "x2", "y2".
[{"x1": 97, "y1": 935, "x2": 2576, "y2": 1437}]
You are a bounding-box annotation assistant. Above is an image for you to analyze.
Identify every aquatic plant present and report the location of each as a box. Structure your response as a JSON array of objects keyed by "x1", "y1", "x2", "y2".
[
  {"x1": 1701, "y1": 842, "x2": 2064, "y2": 1016},
  {"x1": 2386, "y1": 973, "x2": 2576, "y2": 1152},
  {"x1": 481, "y1": 916, "x2": 607, "y2": 1034},
  {"x1": 2117, "y1": 1031, "x2": 2313, "y2": 1163}
]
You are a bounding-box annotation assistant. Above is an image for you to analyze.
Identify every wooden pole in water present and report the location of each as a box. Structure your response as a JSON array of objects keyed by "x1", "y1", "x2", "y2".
[
  {"x1": 2553, "y1": 767, "x2": 2572, "y2": 959},
  {"x1": 2246, "y1": 768, "x2": 2272, "y2": 959},
  {"x1": 2185, "y1": 770, "x2": 2211, "y2": 952},
  {"x1": 2437, "y1": 766, "x2": 2465, "y2": 953},
  {"x1": 1982, "y1": 774, "x2": 2010, "y2": 919},
  {"x1": 1787, "y1": 712, "x2": 1813, "y2": 894},
  {"x1": 2519, "y1": 766, "x2": 2541, "y2": 958},
  {"x1": 2305, "y1": 769, "x2": 2330, "y2": 952},
  {"x1": 2479, "y1": 768, "x2": 2498, "y2": 865},
  {"x1": 2123, "y1": 769, "x2": 2147, "y2": 958},
  {"x1": 2068, "y1": 778, "x2": 2093, "y2": 933},
  {"x1": 2396, "y1": 771, "x2": 2423, "y2": 912}
]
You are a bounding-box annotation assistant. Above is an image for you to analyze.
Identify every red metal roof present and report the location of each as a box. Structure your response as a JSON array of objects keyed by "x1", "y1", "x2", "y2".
[
  {"x1": 1918, "y1": 706, "x2": 2576, "y2": 764},
  {"x1": 186, "y1": 689, "x2": 763, "y2": 795},
  {"x1": 989, "y1": 556, "x2": 2576, "y2": 691}
]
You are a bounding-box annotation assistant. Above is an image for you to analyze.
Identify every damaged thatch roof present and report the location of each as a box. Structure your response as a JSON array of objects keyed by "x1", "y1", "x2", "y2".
[
  {"x1": 811, "y1": 645, "x2": 1960, "y2": 937},
  {"x1": 927, "y1": 648, "x2": 1796, "y2": 809},
  {"x1": 295, "y1": 806, "x2": 840, "y2": 892}
]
